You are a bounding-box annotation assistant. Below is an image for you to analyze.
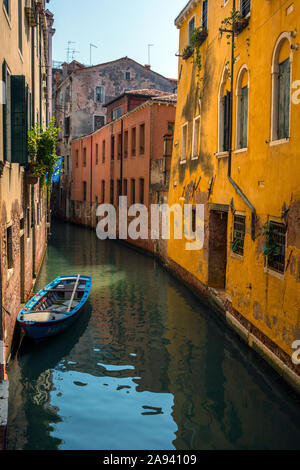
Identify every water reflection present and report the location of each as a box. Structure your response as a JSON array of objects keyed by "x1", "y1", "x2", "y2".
[{"x1": 7, "y1": 220, "x2": 300, "y2": 450}]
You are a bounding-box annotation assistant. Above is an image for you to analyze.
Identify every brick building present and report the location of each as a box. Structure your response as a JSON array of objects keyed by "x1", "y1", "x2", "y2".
[
  {"x1": 71, "y1": 89, "x2": 176, "y2": 255},
  {"x1": 51, "y1": 57, "x2": 177, "y2": 221},
  {"x1": 0, "y1": 0, "x2": 54, "y2": 448}
]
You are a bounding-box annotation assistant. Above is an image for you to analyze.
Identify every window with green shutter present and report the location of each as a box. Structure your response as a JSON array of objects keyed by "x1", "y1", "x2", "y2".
[
  {"x1": 240, "y1": 86, "x2": 248, "y2": 148},
  {"x1": 11, "y1": 75, "x2": 28, "y2": 166},
  {"x1": 223, "y1": 91, "x2": 231, "y2": 151},
  {"x1": 278, "y1": 59, "x2": 290, "y2": 140}
]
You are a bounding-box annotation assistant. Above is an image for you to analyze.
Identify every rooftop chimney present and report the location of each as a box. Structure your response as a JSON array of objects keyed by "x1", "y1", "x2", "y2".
[{"x1": 144, "y1": 64, "x2": 151, "y2": 70}]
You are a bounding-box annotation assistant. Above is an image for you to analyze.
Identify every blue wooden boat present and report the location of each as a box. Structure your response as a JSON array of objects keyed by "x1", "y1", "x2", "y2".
[{"x1": 17, "y1": 275, "x2": 92, "y2": 341}]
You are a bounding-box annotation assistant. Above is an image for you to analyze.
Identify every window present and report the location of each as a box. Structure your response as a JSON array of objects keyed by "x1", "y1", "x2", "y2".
[
  {"x1": 192, "y1": 206, "x2": 196, "y2": 234},
  {"x1": 83, "y1": 182, "x2": 87, "y2": 201},
  {"x1": 188, "y1": 16, "x2": 195, "y2": 44},
  {"x1": 110, "y1": 180, "x2": 114, "y2": 204},
  {"x1": 2, "y1": 61, "x2": 11, "y2": 162},
  {"x1": 112, "y1": 106, "x2": 122, "y2": 120},
  {"x1": 271, "y1": 35, "x2": 291, "y2": 142},
  {"x1": 278, "y1": 59, "x2": 290, "y2": 140},
  {"x1": 240, "y1": 0, "x2": 251, "y2": 17},
  {"x1": 123, "y1": 179, "x2": 127, "y2": 196},
  {"x1": 223, "y1": 91, "x2": 231, "y2": 152},
  {"x1": 117, "y1": 133, "x2": 122, "y2": 160},
  {"x1": 95, "y1": 143, "x2": 99, "y2": 165},
  {"x1": 75, "y1": 149, "x2": 79, "y2": 168},
  {"x1": 232, "y1": 215, "x2": 246, "y2": 256},
  {"x1": 102, "y1": 139, "x2": 106, "y2": 163},
  {"x1": 101, "y1": 180, "x2": 105, "y2": 203},
  {"x1": 181, "y1": 123, "x2": 188, "y2": 161},
  {"x1": 66, "y1": 155, "x2": 69, "y2": 173},
  {"x1": 6, "y1": 225, "x2": 13, "y2": 270},
  {"x1": 240, "y1": 86, "x2": 248, "y2": 148},
  {"x1": 168, "y1": 122, "x2": 175, "y2": 134},
  {"x1": 139, "y1": 178, "x2": 144, "y2": 204},
  {"x1": 83, "y1": 147, "x2": 87, "y2": 167},
  {"x1": 124, "y1": 130, "x2": 128, "y2": 158},
  {"x1": 3, "y1": 0, "x2": 10, "y2": 16},
  {"x1": 94, "y1": 115, "x2": 105, "y2": 131},
  {"x1": 117, "y1": 179, "x2": 122, "y2": 199},
  {"x1": 95, "y1": 86, "x2": 104, "y2": 103},
  {"x1": 236, "y1": 66, "x2": 249, "y2": 149},
  {"x1": 202, "y1": 0, "x2": 208, "y2": 30},
  {"x1": 131, "y1": 179, "x2": 135, "y2": 204},
  {"x1": 65, "y1": 116, "x2": 70, "y2": 136},
  {"x1": 266, "y1": 221, "x2": 286, "y2": 274},
  {"x1": 18, "y1": 0, "x2": 22, "y2": 54},
  {"x1": 111, "y1": 135, "x2": 115, "y2": 161},
  {"x1": 139, "y1": 123, "x2": 145, "y2": 155},
  {"x1": 131, "y1": 127, "x2": 136, "y2": 157},
  {"x1": 192, "y1": 116, "x2": 201, "y2": 158},
  {"x1": 125, "y1": 71, "x2": 131, "y2": 80},
  {"x1": 26, "y1": 208, "x2": 30, "y2": 238}
]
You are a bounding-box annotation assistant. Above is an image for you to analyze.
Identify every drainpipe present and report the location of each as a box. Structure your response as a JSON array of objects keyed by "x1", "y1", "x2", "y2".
[
  {"x1": 90, "y1": 135, "x2": 93, "y2": 203},
  {"x1": 120, "y1": 119, "x2": 123, "y2": 197},
  {"x1": 222, "y1": 0, "x2": 256, "y2": 240}
]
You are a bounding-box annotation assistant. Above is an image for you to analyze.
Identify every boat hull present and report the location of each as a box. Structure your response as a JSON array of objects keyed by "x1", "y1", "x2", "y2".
[
  {"x1": 17, "y1": 275, "x2": 92, "y2": 341},
  {"x1": 19, "y1": 306, "x2": 82, "y2": 341}
]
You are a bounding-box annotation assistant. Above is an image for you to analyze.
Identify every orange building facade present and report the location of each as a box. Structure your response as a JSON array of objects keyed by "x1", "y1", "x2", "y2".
[{"x1": 71, "y1": 90, "x2": 176, "y2": 254}]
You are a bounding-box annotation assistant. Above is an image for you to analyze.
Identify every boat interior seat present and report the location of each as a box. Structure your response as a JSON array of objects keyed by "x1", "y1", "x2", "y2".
[{"x1": 62, "y1": 300, "x2": 79, "y2": 308}]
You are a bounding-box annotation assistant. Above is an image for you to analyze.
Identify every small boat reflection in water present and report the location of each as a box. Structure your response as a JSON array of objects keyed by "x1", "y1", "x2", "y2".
[{"x1": 17, "y1": 274, "x2": 92, "y2": 341}]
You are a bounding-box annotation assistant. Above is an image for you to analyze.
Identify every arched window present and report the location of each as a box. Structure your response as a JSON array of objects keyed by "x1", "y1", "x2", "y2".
[
  {"x1": 218, "y1": 67, "x2": 231, "y2": 153},
  {"x1": 271, "y1": 33, "x2": 292, "y2": 142},
  {"x1": 236, "y1": 65, "x2": 249, "y2": 150}
]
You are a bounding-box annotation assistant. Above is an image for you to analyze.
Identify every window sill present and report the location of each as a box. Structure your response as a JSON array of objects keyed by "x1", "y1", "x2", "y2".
[
  {"x1": 264, "y1": 266, "x2": 285, "y2": 281},
  {"x1": 191, "y1": 155, "x2": 199, "y2": 161},
  {"x1": 7, "y1": 268, "x2": 14, "y2": 281},
  {"x1": 180, "y1": 159, "x2": 186, "y2": 165},
  {"x1": 234, "y1": 147, "x2": 248, "y2": 154},
  {"x1": 18, "y1": 49, "x2": 24, "y2": 64},
  {"x1": 3, "y1": 4, "x2": 11, "y2": 29},
  {"x1": 269, "y1": 138, "x2": 290, "y2": 147},
  {"x1": 230, "y1": 252, "x2": 244, "y2": 261},
  {"x1": 215, "y1": 151, "x2": 229, "y2": 159}
]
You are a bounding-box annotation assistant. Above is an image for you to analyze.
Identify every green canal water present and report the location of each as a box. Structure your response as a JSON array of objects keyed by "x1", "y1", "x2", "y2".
[{"x1": 6, "y1": 220, "x2": 300, "y2": 450}]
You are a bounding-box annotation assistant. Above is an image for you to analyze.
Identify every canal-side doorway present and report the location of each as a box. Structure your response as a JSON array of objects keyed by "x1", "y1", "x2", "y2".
[{"x1": 208, "y1": 205, "x2": 228, "y2": 289}]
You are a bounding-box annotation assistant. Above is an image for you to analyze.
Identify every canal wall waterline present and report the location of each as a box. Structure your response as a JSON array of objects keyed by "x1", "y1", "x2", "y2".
[
  {"x1": 157, "y1": 254, "x2": 300, "y2": 396},
  {"x1": 0, "y1": 239, "x2": 48, "y2": 450}
]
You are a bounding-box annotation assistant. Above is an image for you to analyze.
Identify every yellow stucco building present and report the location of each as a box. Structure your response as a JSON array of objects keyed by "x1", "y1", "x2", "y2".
[{"x1": 167, "y1": 0, "x2": 300, "y2": 388}]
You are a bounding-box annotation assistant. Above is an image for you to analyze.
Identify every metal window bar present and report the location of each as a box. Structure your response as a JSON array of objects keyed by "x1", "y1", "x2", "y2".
[
  {"x1": 240, "y1": 0, "x2": 251, "y2": 17},
  {"x1": 202, "y1": 0, "x2": 208, "y2": 30},
  {"x1": 232, "y1": 215, "x2": 246, "y2": 256},
  {"x1": 267, "y1": 222, "x2": 286, "y2": 274}
]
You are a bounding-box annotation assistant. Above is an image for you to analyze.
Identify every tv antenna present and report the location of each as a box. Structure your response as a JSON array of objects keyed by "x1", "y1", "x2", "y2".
[{"x1": 90, "y1": 43, "x2": 98, "y2": 66}]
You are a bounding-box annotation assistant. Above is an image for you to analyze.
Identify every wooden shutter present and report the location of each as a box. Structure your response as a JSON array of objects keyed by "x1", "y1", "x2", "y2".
[
  {"x1": 278, "y1": 59, "x2": 290, "y2": 140},
  {"x1": 223, "y1": 91, "x2": 231, "y2": 151},
  {"x1": 240, "y1": 86, "x2": 248, "y2": 148},
  {"x1": 202, "y1": 0, "x2": 208, "y2": 30},
  {"x1": 2, "y1": 61, "x2": 8, "y2": 161},
  {"x1": 11, "y1": 75, "x2": 28, "y2": 166}
]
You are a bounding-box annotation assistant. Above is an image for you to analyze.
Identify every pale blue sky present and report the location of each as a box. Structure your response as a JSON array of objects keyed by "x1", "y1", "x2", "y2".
[{"x1": 49, "y1": 0, "x2": 185, "y2": 79}]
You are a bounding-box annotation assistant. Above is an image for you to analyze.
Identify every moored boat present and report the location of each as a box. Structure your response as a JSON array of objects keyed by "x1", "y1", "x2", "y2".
[{"x1": 17, "y1": 274, "x2": 92, "y2": 341}]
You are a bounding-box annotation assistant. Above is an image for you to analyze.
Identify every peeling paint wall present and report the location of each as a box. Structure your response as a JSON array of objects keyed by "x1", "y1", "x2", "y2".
[{"x1": 167, "y1": 0, "x2": 300, "y2": 363}]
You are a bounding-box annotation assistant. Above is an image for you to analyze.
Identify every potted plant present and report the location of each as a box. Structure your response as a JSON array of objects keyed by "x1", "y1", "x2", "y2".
[
  {"x1": 221, "y1": 8, "x2": 249, "y2": 35},
  {"x1": 27, "y1": 117, "x2": 61, "y2": 200},
  {"x1": 182, "y1": 45, "x2": 194, "y2": 60},
  {"x1": 233, "y1": 16, "x2": 249, "y2": 34},
  {"x1": 190, "y1": 26, "x2": 208, "y2": 48}
]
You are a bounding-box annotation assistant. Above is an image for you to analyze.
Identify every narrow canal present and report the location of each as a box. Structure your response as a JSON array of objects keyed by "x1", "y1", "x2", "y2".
[{"x1": 6, "y1": 220, "x2": 300, "y2": 450}]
